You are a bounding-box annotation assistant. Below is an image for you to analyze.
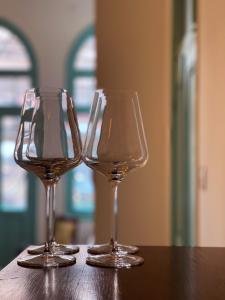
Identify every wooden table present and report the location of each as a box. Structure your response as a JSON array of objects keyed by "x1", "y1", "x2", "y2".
[{"x1": 0, "y1": 246, "x2": 225, "y2": 299}]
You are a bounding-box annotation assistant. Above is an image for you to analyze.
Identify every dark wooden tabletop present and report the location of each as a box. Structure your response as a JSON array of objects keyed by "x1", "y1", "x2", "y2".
[{"x1": 0, "y1": 246, "x2": 225, "y2": 299}]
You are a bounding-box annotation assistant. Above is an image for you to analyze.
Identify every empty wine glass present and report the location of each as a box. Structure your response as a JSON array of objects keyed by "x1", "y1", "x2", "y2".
[
  {"x1": 14, "y1": 88, "x2": 82, "y2": 268},
  {"x1": 83, "y1": 89, "x2": 148, "y2": 268}
]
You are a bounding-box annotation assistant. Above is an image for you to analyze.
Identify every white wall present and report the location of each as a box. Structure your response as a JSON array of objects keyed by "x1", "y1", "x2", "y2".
[
  {"x1": 0, "y1": 0, "x2": 95, "y2": 242},
  {"x1": 197, "y1": 0, "x2": 225, "y2": 246},
  {"x1": 95, "y1": 0, "x2": 171, "y2": 245},
  {"x1": 0, "y1": 0, "x2": 95, "y2": 86}
]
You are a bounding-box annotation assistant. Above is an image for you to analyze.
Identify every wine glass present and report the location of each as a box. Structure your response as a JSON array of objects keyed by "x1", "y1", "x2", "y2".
[
  {"x1": 26, "y1": 89, "x2": 80, "y2": 256},
  {"x1": 14, "y1": 88, "x2": 82, "y2": 268},
  {"x1": 83, "y1": 89, "x2": 148, "y2": 268}
]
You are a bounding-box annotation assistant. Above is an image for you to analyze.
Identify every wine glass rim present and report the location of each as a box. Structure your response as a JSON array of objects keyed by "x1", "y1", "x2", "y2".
[
  {"x1": 26, "y1": 87, "x2": 68, "y2": 94},
  {"x1": 96, "y1": 88, "x2": 138, "y2": 96}
]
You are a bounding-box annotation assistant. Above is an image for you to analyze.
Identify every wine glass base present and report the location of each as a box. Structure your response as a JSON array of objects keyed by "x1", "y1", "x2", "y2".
[
  {"x1": 86, "y1": 254, "x2": 144, "y2": 268},
  {"x1": 17, "y1": 254, "x2": 76, "y2": 268},
  {"x1": 27, "y1": 244, "x2": 79, "y2": 255},
  {"x1": 88, "y1": 243, "x2": 138, "y2": 255}
]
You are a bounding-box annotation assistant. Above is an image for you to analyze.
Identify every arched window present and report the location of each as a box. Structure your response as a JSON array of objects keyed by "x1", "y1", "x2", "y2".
[
  {"x1": 0, "y1": 20, "x2": 37, "y2": 265},
  {"x1": 66, "y1": 26, "x2": 96, "y2": 224}
]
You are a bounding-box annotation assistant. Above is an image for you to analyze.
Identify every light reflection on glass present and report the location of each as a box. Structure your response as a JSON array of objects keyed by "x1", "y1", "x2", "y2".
[
  {"x1": 113, "y1": 270, "x2": 120, "y2": 300},
  {"x1": 44, "y1": 268, "x2": 56, "y2": 297}
]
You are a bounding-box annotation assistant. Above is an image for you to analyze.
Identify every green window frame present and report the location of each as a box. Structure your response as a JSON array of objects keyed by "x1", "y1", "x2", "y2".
[{"x1": 66, "y1": 25, "x2": 95, "y2": 220}]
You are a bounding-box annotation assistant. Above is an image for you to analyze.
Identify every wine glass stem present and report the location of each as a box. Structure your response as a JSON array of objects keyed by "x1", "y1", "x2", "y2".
[
  {"x1": 44, "y1": 182, "x2": 56, "y2": 253},
  {"x1": 111, "y1": 181, "x2": 119, "y2": 253}
]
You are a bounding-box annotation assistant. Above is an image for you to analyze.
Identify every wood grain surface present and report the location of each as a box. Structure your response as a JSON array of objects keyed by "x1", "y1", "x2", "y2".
[{"x1": 0, "y1": 246, "x2": 225, "y2": 299}]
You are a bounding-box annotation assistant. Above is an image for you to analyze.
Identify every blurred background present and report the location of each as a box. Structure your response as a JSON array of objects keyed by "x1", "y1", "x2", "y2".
[{"x1": 0, "y1": 0, "x2": 224, "y2": 268}]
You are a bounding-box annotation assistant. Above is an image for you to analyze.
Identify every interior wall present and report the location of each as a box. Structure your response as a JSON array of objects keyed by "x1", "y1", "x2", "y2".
[
  {"x1": 198, "y1": 0, "x2": 225, "y2": 246},
  {"x1": 95, "y1": 0, "x2": 171, "y2": 245},
  {"x1": 0, "y1": 0, "x2": 95, "y2": 242}
]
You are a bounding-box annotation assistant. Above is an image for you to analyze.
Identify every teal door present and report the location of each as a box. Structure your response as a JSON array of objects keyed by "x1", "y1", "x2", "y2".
[{"x1": 0, "y1": 20, "x2": 38, "y2": 267}]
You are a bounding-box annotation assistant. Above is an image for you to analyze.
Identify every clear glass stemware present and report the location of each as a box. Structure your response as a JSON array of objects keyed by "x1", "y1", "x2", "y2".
[
  {"x1": 14, "y1": 88, "x2": 82, "y2": 268},
  {"x1": 83, "y1": 89, "x2": 148, "y2": 268}
]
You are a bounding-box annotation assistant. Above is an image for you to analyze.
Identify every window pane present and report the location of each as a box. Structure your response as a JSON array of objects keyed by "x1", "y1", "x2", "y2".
[
  {"x1": 72, "y1": 113, "x2": 95, "y2": 214},
  {"x1": 0, "y1": 26, "x2": 31, "y2": 70},
  {"x1": 72, "y1": 164, "x2": 95, "y2": 214},
  {"x1": 77, "y1": 113, "x2": 89, "y2": 143},
  {"x1": 0, "y1": 76, "x2": 31, "y2": 107},
  {"x1": 74, "y1": 36, "x2": 96, "y2": 71},
  {"x1": 73, "y1": 77, "x2": 96, "y2": 108},
  {"x1": 0, "y1": 116, "x2": 27, "y2": 211}
]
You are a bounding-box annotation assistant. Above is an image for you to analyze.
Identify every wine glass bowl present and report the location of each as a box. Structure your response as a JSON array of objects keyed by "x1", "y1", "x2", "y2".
[
  {"x1": 14, "y1": 88, "x2": 82, "y2": 267},
  {"x1": 83, "y1": 89, "x2": 148, "y2": 268},
  {"x1": 84, "y1": 90, "x2": 148, "y2": 174}
]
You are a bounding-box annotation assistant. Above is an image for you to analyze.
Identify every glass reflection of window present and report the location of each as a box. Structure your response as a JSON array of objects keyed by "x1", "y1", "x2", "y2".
[
  {"x1": 67, "y1": 26, "x2": 96, "y2": 219},
  {"x1": 0, "y1": 22, "x2": 36, "y2": 211}
]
